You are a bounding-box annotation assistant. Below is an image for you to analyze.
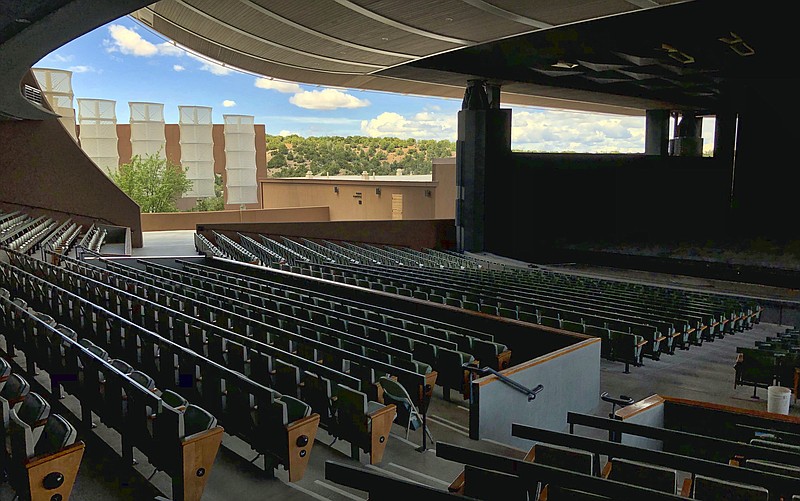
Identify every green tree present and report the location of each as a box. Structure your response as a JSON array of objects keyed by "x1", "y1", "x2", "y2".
[
  {"x1": 190, "y1": 173, "x2": 225, "y2": 212},
  {"x1": 268, "y1": 152, "x2": 287, "y2": 168},
  {"x1": 110, "y1": 151, "x2": 192, "y2": 213}
]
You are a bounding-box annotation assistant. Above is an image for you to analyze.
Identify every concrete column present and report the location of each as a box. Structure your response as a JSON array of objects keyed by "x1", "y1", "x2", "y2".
[
  {"x1": 670, "y1": 111, "x2": 703, "y2": 156},
  {"x1": 645, "y1": 109, "x2": 670, "y2": 156},
  {"x1": 456, "y1": 80, "x2": 512, "y2": 252}
]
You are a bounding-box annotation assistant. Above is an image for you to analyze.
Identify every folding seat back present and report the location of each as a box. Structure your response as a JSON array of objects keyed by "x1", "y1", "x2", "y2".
[
  {"x1": 348, "y1": 322, "x2": 367, "y2": 338},
  {"x1": 248, "y1": 351, "x2": 273, "y2": 386},
  {"x1": 15, "y1": 392, "x2": 50, "y2": 430},
  {"x1": 540, "y1": 316, "x2": 562, "y2": 329},
  {"x1": 394, "y1": 357, "x2": 431, "y2": 375},
  {"x1": 389, "y1": 333, "x2": 413, "y2": 352},
  {"x1": 274, "y1": 359, "x2": 302, "y2": 398},
  {"x1": 160, "y1": 389, "x2": 188, "y2": 411},
  {"x1": 561, "y1": 320, "x2": 586, "y2": 334},
  {"x1": 384, "y1": 316, "x2": 404, "y2": 329},
  {"x1": 1, "y1": 373, "x2": 31, "y2": 428},
  {"x1": 0, "y1": 357, "x2": 11, "y2": 393},
  {"x1": 109, "y1": 359, "x2": 134, "y2": 375},
  {"x1": 479, "y1": 304, "x2": 499, "y2": 316},
  {"x1": 412, "y1": 341, "x2": 438, "y2": 369},
  {"x1": 426, "y1": 327, "x2": 449, "y2": 341},
  {"x1": 334, "y1": 385, "x2": 372, "y2": 450},
  {"x1": 182, "y1": 404, "x2": 218, "y2": 437},
  {"x1": 691, "y1": 474, "x2": 768, "y2": 500},
  {"x1": 300, "y1": 371, "x2": 335, "y2": 428},
  {"x1": 463, "y1": 301, "x2": 480, "y2": 312},
  {"x1": 448, "y1": 332, "x2": 472, "y2": 353},
  {"x1": 404, "y1": 321, "x2": 424, "y2": 334},
  {"x1": 278, "y1": 395, "x2": 312, "y2": 425},
  {"x1": 33, "y1": 413, "x2": 77, "y2": 457},
  {"x1": 605, "y1": 457, "x2": 677, "y2": 494},
  {"x1": 328, "y1": 317, "x2": 346, "y2": 333},
  {"x1": 461, "y1": 464, "x2": 530, "y2": 501},
  {"x1": 341, "y1": 339, "x2": 366, "y2": 356},
  {"x1": 471, "y1": 338, "x2": 509, "y2": 371},
  {"x1": 436, "y1": 347, "x2": 475, "y2": 397},
  {"x1": 129, "y1": 370, "x2": 157, "y2": 391},
  {"x1": 498, "y1": 307, "x2": 518, "y2": 320},
  {"x1": 529, "y1": 444, "x2": 596, "y2": 476},
  {"x1": 744, "y1": 459, "x2": 800, "y2": 478}
]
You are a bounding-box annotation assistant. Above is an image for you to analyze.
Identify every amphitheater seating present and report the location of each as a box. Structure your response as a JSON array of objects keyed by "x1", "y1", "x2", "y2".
[
  {"x1": 0, "y1": 256, "x2": 320, "y2": 486},
  {"x1": 196, "y1": 232, "x2": 762, "y2": 377},
  {"x1": 0, "y1": 357, "x2": 83, "y2": 501}
]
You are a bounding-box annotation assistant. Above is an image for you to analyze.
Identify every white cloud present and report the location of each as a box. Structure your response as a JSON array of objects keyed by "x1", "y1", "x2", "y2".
[
  {"x1": 49, "y1": 53, "x2": 74, "y2": 63},
  {"x1": 187, "y1": 52, "x2": 232, "y2": 76},
  {"x1": 222, "y1": 100, "x2": 236, "y2": 107},
  {"x1": 277, "y1": 130, "x2": 300, "y2": 136},
  {"x1": 68, "y1": 65, "x2": 96, "y2": 74},
  {"x1": 254, "y1": 78, "x2": 303, "y2": 93},
  {"x1": 104, "y1": 25, "x2": 186, "y2": 59},
  {"x1": 156, "y1": 42, "x2": 184, "y2": 57},
  {"x1": 510, "y1": 109, "x2": 646, "y2": 153},
  {"x1": 173, "y1": 64, "x2": 185, "y2": 72},
  {"x1": 105, "y1": 25, "x2": 158, "y2": 56},
  {"x1": 360, "y1": 111, "x2": 456, "y2": 140},
  {"x1": 290, "y1": 88, "x2": 370, "y2": 110}
]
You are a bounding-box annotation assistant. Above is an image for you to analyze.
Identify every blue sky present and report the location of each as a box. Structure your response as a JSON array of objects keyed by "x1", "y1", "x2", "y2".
[{"x1": 34, "y1": 15, "x2": 713, "y2": 153}]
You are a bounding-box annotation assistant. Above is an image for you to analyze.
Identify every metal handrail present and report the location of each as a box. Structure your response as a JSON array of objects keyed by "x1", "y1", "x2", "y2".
[{"x1": 463, "y1": 364, "x2": 544, "y2": 401}]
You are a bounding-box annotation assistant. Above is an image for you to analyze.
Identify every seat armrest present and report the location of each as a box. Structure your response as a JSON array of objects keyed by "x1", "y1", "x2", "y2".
[{"x1": 448, "y1": 470, "x2": 465, "y2": 494}]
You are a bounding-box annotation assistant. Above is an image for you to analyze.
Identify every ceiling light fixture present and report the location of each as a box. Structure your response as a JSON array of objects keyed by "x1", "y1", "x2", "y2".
[
  {"x1": 552, "y1": 61, "x2": 579, "y2": 69},
  {"x1": 719, "y1": 32, "x2": 754, "y2": 56},
  {"x1": 661, "y1": 43, "x2": 694, "y2": 64}
]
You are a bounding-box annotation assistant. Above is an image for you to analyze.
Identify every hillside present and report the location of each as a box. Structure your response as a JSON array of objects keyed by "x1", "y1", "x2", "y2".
[{"x1": 265, "y1": 134, "x2": 455, "y2": 178}]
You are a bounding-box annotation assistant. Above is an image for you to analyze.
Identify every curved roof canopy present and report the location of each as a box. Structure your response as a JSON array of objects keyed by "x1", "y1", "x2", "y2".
[
  {"x1": 131, "y1": 0, "x2": 777, "y2": 117},
  {"x1": 1, "y1": 0, "x2": 785, "y2": 120},
  {"x1": 132, "y1": 0, "x2": 698, "y2": 116}
]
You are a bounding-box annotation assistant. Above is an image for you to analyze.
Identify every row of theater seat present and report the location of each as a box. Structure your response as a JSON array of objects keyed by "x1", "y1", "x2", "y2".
[
  {"x1": 59, "y1": 253, "x2": 434, "y2": 406},
  {"x1": 5, "y1": 249, "x2": 413, "y2": 484},
  {"x1": 211, "y1": 233, "x2": 759, "y2": 376},
  {"x1": 0, "y1": 357, "x2": 81, "y2": 501},
  {"x1": 1, "y1": 284, "x2": 229, "y2": 500},
  {"x1": 735, "y1": 327, "x2": 800, "y2": 398},
  {"x1": 323, "y1": 404, "x2": 800, "y2": 500},
  {"x1": 120, "y1": 256, "x2": 506, "y2": 395},
  {"x1": 284, "y1": 257, "x2": 755, "y2": 374}
]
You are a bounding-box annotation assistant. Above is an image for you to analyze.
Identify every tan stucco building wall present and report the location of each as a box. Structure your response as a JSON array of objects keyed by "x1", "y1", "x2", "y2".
[{"x1": 260, "y1": 158, "x2": 456, "y2": 221}]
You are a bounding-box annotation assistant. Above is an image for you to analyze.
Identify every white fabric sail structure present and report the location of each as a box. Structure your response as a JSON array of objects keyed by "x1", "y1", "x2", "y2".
[
  {"x1": 32, "y1": 68, "x2": 77, "y2": 141},
  {"x1": 179, "y1": 106, "x2": 215, "y2": 198},
  {"x1": 129, "y1": 102, "x2": 166, "y2": 159},
  {"x1": 76, "y1": 98, "x2": 119, "y2": 176},
  {"x1": 223, "y1": 114, "x2": 258, "y2": 205}
]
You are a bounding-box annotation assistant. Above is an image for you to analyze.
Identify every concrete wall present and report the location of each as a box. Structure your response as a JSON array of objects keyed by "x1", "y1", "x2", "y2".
[
  {"x1": 260, "y1": 178, "x2": 437, "y2": 221},
  {"x1": 0, "y1": 72, "x2": 142, "y2": 247},
  {"x1": 198, "y1": 219, "x2": 457, "y2": 252},
  {"x1": 471, "y1": 338, "x2": 601, "y2": 450},
  {"x1": 433, "y1": 157, "x2": 456, "y2": 219},
  {"x1": 616, "y1": 394, "x2": 666, "y2": 450},
  {"x1": 141, "y1": 206, "x2": 330, "y2": 231}
]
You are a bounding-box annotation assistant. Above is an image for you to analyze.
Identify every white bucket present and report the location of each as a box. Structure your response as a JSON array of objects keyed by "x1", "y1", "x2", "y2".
[{"x1": 767, "y1": 385, "x2": 792, "y2": 415}]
